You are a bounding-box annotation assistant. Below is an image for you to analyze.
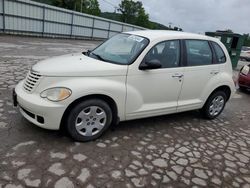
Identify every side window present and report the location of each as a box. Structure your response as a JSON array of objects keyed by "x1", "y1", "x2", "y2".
[
  {"x1": 211, "y1": 42, "x2": 226, "y2": 63},
  {"x1": 145, "y1": 40, "x2": 180, "y2": 68},
  {"x1": 185, "y1": 40, "x2": 212, "y2": 66}
]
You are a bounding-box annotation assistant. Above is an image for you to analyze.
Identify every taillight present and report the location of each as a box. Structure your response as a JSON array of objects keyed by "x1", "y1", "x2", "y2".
[{"x1": 240, "y1": 65, "x2": 250, "y2": 76}]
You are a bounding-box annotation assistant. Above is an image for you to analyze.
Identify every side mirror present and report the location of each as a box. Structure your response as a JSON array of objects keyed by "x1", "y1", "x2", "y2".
[{"x1": 139, "y1": 59, "x2": 162, "y2": 70}]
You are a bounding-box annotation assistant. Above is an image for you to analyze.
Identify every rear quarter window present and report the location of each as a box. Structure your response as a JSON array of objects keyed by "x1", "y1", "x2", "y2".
[{"x1": 211, "y1": 42, "x2": 226, "y2": 63}]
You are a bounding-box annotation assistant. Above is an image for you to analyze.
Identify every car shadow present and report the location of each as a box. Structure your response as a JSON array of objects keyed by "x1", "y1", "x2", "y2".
[
  {"x1": 19, "y1": 110, "x2": 203, "y2": 141},
  {"x1": 111, "y1": 110, "x2": 203, "y2": 131},
  {"x1": 238, "y1": 88, "x2": 250, "y2": 94}
]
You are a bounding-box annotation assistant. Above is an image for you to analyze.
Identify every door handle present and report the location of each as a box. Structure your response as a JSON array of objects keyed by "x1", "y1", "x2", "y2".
[
  {"x1": 172, "y1": 74, "x2": 183, "y2": 78},
  {"x1": 210, "y1": 70, "x2": 219, "y2": 75}
]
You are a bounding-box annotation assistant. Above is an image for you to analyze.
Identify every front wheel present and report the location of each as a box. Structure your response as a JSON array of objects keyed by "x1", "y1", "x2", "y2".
[
  {"x1": 201, "y1": 91, "x2": 227, "y2": 119},
  {"x1": 66, "y1": 99, "x2": 113, "y2": 142}
]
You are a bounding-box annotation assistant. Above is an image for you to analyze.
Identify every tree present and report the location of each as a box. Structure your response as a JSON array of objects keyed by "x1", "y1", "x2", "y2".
[
  {"x1": 33, "y1": 0, "x2": 178, "y2": 30},
  {"x1": 83, "y1": 0, "x2": 101, "y2": 16},
  {"x1": 51, "y1": 0, "x2": 75, "y2": 10},
  {"x1": 118, "y1": 0, "x2": 150, "y2": 28},
  {"x1": 119, "y1": 0, "x2": 137, "y2": 23},
  {"x1": 36, "y1": 0, "x2": 100, "y2": 16},
  {"x1": 136, "y1": 8, "x2": 150, "y2": 28}
]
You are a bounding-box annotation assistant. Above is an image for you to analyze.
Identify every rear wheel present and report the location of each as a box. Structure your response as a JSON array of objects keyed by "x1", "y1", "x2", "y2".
[
  {"x1": 66, "y1": 99, "x2": 112, "y2": 142},
  {"x1": 201, "y1": 91, "x2": 227, "y2": 119}
]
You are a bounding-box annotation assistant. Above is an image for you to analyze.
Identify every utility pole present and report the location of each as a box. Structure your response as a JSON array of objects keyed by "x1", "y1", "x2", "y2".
[
  {"x1": 168, "y1": 22, "x2": 173, "y2": 29},
  {"x1": 80, "y1": 0, "x2": 83, "y2": 12},
  {"x1": 114, "y1": 6, "x2": 118, "y2": 13}
]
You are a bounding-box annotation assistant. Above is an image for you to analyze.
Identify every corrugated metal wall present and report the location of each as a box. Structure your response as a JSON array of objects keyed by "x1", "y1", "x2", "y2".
[
  {"x1": 0, "y1": 0, "x2": 4, "y2": 30},
  {"x1": 0, "y1": 0, "x2": 145, "y2": 39}
]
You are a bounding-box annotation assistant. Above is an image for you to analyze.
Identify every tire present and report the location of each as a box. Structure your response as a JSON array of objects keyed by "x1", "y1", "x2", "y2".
[
  {"x1": 239, "y1": 86, "x2": 247, "y2": 92},
  {"x1": 66, "y1": 99, "x2": 113, "y2": 142},
  {"x1": 201, "y1": 91, "x2": 227, "y2": 119}
]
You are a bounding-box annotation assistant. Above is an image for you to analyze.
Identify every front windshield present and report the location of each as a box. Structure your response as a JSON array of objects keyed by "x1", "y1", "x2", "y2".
[{"x1": 88, "y1": 33, "x2": 149, "y2": 65}]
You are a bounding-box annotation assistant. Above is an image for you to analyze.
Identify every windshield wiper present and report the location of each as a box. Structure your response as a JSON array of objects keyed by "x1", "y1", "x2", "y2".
[{"x1": 90, "y1": 52, "x2": 108, "y2": 62}]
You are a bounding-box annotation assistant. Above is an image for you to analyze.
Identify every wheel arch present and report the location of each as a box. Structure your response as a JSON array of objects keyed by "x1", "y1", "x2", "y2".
[
  {"x1": 201, "y1": 85, "x2": 231, "y2": 119},
  {"x1": 60, "y1": 94, "x2": 119, "y2": 131},
  {"x1": 205, "y1": 85, "x2": 232, "y2": 104}
]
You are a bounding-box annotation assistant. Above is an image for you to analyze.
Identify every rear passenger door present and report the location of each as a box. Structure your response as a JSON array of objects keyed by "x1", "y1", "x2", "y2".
[{"x1": 177, "y1": 39, "x2": 219, "y2": 112}]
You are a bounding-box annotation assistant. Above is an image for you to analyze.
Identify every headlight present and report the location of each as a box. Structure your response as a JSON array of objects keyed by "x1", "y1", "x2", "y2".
[{"x1": 40, "y1": 87, "x2": 71, "y2": 102}]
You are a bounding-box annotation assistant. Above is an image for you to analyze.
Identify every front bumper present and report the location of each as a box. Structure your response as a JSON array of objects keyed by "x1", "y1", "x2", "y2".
[{"x1": 15, "y1": 80, "x2": 66, "y2": 130}]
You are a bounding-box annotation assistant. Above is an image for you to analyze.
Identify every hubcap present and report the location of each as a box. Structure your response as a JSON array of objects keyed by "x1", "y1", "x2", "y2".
[
  {"x1": 75, "y1": 106, "x2": 107, "y2": 136},
  {"x1": 209, "y1": 96, "x2": 225, "y2": 116}
]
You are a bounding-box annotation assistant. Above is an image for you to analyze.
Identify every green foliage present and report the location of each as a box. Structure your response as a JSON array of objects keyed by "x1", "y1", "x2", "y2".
[
  {"x1": 83, "y1": 0, "x2": 101, "y2": 16},
  {"x1": 32, "y1": 0, "x2": 182, "y2": 30},
  {"x1": 149, "y1": 21, "x2": 169, "y2": 30},
  {"x1": 136, "y1": 8, "x2": 150, "y2": 28},
  {"x1": 117, "y1": 0, "x2": 182, "y2": 30},
  {"x1": 53, "y1": 0, "x2": 75, "y2": 10},
  {"x1": 33, "y1": 0, "x2": 100, "y2": 16},
  {"x1": 118, "y1": 0, "x2": 139, "y2": 23},
  {"x1": 100, "y1": 12, "x2": 170, "y2": 30},
  {"x1": 100, "y1": 12, "x2": 122, "y2": 22},
  {"x1": 32, "y1": 0, "x2": 54, "y2": 5},
  {"x1": 118, "y1": 0, "x2": 150, "y2": 28}
]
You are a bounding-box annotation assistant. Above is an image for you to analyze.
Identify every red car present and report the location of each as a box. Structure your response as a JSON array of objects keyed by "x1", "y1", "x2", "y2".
[{"x1": 238, "y1": 64, "x2": 250, "y2": 90}]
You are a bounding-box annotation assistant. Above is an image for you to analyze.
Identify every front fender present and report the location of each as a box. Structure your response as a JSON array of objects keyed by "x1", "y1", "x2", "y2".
[{"x1": 36, "y1": 76, "x2": 127, "y2": 120}]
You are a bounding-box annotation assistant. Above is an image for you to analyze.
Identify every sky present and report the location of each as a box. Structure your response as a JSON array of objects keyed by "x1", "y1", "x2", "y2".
[{"x1": 98, "y1": 0, "x2": 250, "y2": 34}]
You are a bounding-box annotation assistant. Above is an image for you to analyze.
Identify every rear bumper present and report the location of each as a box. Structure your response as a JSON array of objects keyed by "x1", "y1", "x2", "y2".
[{"x1": 15, "y1": 80, "x2": 66, "y2": 130}]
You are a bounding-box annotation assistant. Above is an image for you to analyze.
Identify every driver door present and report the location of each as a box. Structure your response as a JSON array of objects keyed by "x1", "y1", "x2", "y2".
[{"x1": 126, "y1": 40, "x2": 184, "y2": 120}]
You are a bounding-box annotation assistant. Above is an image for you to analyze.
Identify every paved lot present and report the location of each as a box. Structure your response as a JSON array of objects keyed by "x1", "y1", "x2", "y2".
[{"x1": 0, "y1": 35, "x2": 250, "y2": 188}]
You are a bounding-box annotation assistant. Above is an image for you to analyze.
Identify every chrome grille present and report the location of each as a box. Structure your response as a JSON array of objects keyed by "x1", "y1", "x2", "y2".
[{"x1": 23, "y1": 71, "x2": 42, "y2": 92}]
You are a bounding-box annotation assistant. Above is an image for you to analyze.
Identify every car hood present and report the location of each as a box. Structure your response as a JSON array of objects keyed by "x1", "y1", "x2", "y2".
[{"x1": 32, "y1": 53, "x2": 128, "y2": 77}]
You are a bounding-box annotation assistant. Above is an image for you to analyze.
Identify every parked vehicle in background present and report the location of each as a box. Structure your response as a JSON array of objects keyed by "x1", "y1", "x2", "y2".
[
  {"x1": 240, "y1": 46, "x2": 250, "y2": 61},
  {"x1": 14, "y1": 30, "x2": 236, "y2": 142},
  {"x1": 238, "y1": 64, "x2": 250, "y2": 90}
]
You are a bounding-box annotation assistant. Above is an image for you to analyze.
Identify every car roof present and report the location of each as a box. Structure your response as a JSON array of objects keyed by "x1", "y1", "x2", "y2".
[{"x1": 125, "y1": 30, "x2": 217, "y2": 42}]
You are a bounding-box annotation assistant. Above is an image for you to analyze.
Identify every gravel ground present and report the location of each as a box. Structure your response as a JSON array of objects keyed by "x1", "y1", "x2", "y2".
[{"x1": 0, "y1": 35, "x2": 250, "y2": 188}]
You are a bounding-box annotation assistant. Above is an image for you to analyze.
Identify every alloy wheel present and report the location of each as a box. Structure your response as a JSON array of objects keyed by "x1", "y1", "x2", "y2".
[{"x1": 209, "y1": 95, "x2": 225, "y2": 116}]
